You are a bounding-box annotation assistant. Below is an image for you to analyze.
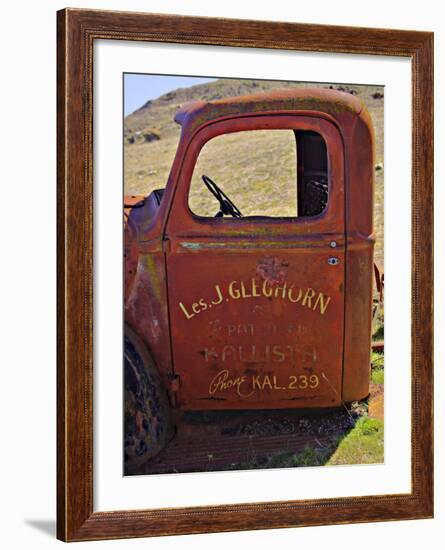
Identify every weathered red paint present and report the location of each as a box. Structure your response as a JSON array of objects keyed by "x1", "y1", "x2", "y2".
[{"x1": 124, "y1": 88, "x2": 374, "y2": 411}]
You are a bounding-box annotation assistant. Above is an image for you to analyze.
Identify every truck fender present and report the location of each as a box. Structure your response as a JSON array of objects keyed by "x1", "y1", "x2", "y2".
[{"x1": 124, "y1": 325, "x2": 175, "y2": 472}]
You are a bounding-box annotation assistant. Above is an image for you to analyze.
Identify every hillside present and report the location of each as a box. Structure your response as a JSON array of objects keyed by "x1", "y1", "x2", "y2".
[{"x1": 124, "y1": 78, "x2": 384, "y2": 265}]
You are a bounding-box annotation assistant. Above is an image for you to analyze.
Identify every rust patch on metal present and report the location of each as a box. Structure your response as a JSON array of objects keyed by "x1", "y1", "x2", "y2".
[
  {"x1": 175, "y1": 88, "x2": 364, "y2": 134},
  {"x1": 256, "y1": 256, "x2": 289, "y2": 284},
  {"x1": 129, "y1": 408, "x2": 357, "y2": 475},
  {"x1": 372, "y1": 340, "x2": 384, "y2": 352}
]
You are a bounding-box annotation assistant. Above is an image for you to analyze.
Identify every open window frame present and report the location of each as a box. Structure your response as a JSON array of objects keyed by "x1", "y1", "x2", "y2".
[
  {"x1": 177, "y1": 114, "x2": 342, "y2": 228},
  {"x1": 186, "y1": 122, "x2": 331, "y2": 221},
  {"x1": 57, "y1": 8, "x2": 433, "y2": 542}
]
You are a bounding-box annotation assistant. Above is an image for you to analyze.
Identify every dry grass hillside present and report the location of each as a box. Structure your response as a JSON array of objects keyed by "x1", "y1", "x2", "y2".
[{"x1": 124, "y1": 78, "x2": 384, "y2": 265}]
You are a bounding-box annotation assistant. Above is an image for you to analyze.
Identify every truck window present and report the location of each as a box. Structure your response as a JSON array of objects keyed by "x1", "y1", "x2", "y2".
[{"x1": 188, "y1": 129, "x2": 328, "y2": 219}]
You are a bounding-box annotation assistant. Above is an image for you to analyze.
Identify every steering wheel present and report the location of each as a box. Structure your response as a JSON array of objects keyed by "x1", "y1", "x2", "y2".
[{"x1": 201, "y1": 175, "x2": 243, "y2": 218}]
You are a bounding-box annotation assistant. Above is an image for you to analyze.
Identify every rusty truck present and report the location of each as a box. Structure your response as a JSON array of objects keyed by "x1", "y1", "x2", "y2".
[{"x1": 124, "y1": 87, "x2": 375, "y2": 469}]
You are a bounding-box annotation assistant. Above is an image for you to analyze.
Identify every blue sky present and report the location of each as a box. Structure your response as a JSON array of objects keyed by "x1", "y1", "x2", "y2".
[{"x1": 124, "y1": 74, "x2": 216, "y2": 116}]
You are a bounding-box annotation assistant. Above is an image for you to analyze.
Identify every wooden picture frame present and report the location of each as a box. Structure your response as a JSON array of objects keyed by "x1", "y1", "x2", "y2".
[{"x1": 57, "y1": 8, "x2": 433, "y2": 542}]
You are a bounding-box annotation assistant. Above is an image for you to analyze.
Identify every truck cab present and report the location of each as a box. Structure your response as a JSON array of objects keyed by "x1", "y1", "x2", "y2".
[{"x1": 124, "y1": 88, "x2": 375, "y2": 467}]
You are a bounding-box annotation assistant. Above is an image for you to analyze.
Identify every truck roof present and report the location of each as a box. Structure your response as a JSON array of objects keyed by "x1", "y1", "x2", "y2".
[{"x1": 174, "y1": 87, "x2": 364, "y2": 132}]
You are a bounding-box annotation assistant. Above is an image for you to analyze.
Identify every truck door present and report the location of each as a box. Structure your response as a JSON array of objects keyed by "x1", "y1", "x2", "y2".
[{"x1": 164, "y1": 115, "x2": 345, "y2": 410}]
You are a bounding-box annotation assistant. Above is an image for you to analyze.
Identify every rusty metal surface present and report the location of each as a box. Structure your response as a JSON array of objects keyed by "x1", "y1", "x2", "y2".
[
  {"x1": 374, "y1": 261, "x2": 384, "y2": 303},
  {"x1": 131, "y1": 409, "x2": 353, "y2": 475},
  {"x1": 166, "y1": 249, "x2": 345, "y2": 409},
  {"x1": 127, "y1": 386, "x2": 384, "y2": 475},
  {"x1": 137, "y1": 432, "x2": 338, "y2": 474},
  {"x1": 372, "y1": 340, "x2": 384, "y2": 352},
  {"x1": 124, "y1": 88, "x2": 375, "y2": 414},
  {"x1": 174, "y1": 87, "x2": 363, "y2": 133}
]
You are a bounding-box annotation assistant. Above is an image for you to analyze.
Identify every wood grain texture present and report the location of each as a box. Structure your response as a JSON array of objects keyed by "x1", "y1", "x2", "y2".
[{"x1": 56, "y1": 8, "x2": 434, "y2": 542}]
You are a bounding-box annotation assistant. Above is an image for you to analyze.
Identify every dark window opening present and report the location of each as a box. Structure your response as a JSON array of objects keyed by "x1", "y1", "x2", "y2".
[{"x1": 295, "y1": 130, "x2": 329, "y2": 217}]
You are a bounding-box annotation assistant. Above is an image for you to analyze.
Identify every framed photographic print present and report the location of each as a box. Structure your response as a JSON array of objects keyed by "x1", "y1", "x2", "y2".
[{"x1": 57, "y1": 8, "x2": 433, "y2": 542}]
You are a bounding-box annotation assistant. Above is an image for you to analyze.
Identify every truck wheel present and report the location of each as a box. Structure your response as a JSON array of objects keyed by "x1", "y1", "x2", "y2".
[{"x1": 124, "y1": 326, "x2": 174, "y2": 472}]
